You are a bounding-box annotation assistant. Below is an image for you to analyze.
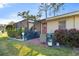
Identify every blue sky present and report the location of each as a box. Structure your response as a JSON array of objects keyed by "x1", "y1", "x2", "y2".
[{"x1": 0, "y1": 3, "x2": 79, "y2": 24}]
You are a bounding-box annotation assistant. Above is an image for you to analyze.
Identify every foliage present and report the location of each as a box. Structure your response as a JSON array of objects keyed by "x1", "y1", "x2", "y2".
[
  {"x1": 6, "y1": 25, "x2": 16, "y2": 38},
  {"x1": 54, "y1": 29, "x2": 79, "y2": 47},
  {"x1": 15, "y1": 28, "x2": 24, "y2": 39},
  {"x1": 38, "y1": 3, "x2": 50, "y2": 18},
  {"x1": 0, "y1": 32, "x2": 8, "y2": 40},
  {"x1": 0, "y1": 40, "x2": 79, "y2": 56},
  {"x1": 8, "y1": 30, "x2": 17, "y2": 38},
  {"x1": 18, "y1": 11, "x2": 37, "y2": 30},
  {"x1": 6, "y1": 24, "x2": 24, "y2": 38},
  {"x1": 49, "y1": 3, "x2": 64, "y2": 16},
  {"x1": 0, "y1": 40, "x2": 44, "y2": 56},
  {"x1": 38, "y1": 3, "x2": 64, "y2": 18},
  {"x1": 6, "y1": 25, "x2": 15, "y2": 31},
  {"x1": 0, "y1": 37, "x2": 9, "y2": 40}
]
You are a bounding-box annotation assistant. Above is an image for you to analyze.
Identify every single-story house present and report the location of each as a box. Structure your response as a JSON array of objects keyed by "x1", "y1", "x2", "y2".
[
  {"x1": 35, "y1": 11, "x2": 79, "y2": 34},
  {"x1": 14, "y1": 11, "x2": 79, "y2": 34},
  {"x1": 14, "y1": 19, "x2": 33, "y2": 30}
]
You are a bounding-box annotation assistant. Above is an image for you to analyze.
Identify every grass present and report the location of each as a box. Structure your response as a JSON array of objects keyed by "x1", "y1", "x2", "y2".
[
  {"x1": 0, "y1": 40, "x2": 44, "y2": 56},
  {"x1": 25, "y1": 43, "x2": 75, "y2": 56},
  {"x1": 0, "y1": 32, "x2": 79, "y2": 56},
  {"x1": 0, "y1": 39, "x2": 79, "y2": 56},
  {"x1": 0, "y1": 32, "x2": 9, "y2": 40},
  {"x1": 0, "y1": 32, "x2": 44, "y2": 56},
  {"x1": 0, "y1": 32, "x2": 8, "y2": 37}
]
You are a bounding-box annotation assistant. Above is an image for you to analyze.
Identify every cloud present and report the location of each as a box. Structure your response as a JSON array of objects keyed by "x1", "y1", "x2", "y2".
[
  {"x1": 0, "y1": 18, "x2": 16, "y2": 24},
  {"x1": 0, "y1": 18, "x2": 22, "y2": 24},
  {"x1": 0, "y1": 13, "x2": 22, "y2": 24},
  {"x1": 0, "y1": 4, "x2": 4, "y2": 8},
  {"x1": 0, "y1": 3, "x2": 10, "y2": 8}
]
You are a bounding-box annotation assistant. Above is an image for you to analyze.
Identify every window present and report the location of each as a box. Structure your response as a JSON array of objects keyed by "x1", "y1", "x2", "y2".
[{"x1": 59, "y1": 20, "x2": 66, "y2": 30}]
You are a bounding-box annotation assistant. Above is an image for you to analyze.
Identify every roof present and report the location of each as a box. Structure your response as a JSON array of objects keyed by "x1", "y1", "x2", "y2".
[
  {"x1": 14, "y1": 10, "x2": 79, "y2": 24},
  {"x1": 14, "y1": 19, "x2": 33, "y2": 25},
  {"x1": 41, "y1": 10, "x2": 79, "y2": 21}
]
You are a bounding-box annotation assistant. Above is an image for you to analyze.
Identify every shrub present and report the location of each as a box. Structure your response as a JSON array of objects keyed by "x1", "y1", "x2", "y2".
[
  {"x1": 7, "y1": 30, "x2": 16, "y2": 38},
  {"x1": 15, "y1": 28, "x2": 23, "y2": 39},
  {"x1": 0, "y1": 37, "x2": 9, "y2": 40},
  {"x1": 6, "y1": 25, "x2": 16, "y2": 38},
  {"x1": 6, "y1": 25, "x2": 15, "y2": 31},
  {"x1": 54, "y1": 29, "x2": 68, "y2": 45},
  {"x1": 68, "y1": 29, "x2": 79, "y2": 47},
  {"x1": 6, "y1": 25, "x2": 24, "y2": 39},
  {"x1": 54, "y1": 29, "x2": 79, "y2": 47}
]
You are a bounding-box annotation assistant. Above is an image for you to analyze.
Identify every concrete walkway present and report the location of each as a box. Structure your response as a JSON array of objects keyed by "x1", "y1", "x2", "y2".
[
  {"x1": 25, "y1": 38, "x2": 48, "y2": 47},
  {"x1": 10, "y1": 38, "x2": 47, "y2": 47},
  {"x1": 9, "y1": 38, "x2": 24, "y2": 41}
]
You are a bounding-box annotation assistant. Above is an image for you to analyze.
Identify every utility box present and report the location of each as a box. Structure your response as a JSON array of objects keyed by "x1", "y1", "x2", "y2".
[{"x1": 46, "y1": 33, "x2": 53, "y2": 47}]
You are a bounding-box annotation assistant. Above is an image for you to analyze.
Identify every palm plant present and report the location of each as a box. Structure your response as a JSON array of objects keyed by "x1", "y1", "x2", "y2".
[
  {"x1": 30, "y1": 14, "x2": 42, "y2": 29},
  {"x1": 18, "y1": 11, "x2": 38, "y2": 29},
  {"x1": 18, "y1": 11, "x2": 36, "y2": 30}
]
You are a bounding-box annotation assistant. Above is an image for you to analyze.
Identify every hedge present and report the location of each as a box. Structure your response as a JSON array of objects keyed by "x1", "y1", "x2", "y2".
[
  {"x1": 6, "y1": 25, "x2": 23, "y2": 39},
  {"x1": 54, "y1": 29, "x2": 79, "y2": 47}
]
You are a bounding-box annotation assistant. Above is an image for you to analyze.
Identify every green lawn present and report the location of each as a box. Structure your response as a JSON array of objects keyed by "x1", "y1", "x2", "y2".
[
  {"x1": 0, "y1": 40, "x2": 45, "y2": 56},
  {"x1": 0, "y1": 32, "x2": 44, "y2": 56},
  {"x1": 0, "y1": 39, "x2": 79, "y2": 56},
  {"x1": 25, "y1": 42, "x2": 79, "y2": 56},
  {"x1": 0, "y1": 32, "x2": 79, "y2": 56}
]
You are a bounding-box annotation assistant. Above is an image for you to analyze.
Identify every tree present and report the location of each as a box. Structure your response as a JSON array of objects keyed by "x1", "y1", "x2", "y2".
[
  {"x1": 38, "y1": 3, "x2": 64, "y2": 18},
  {"x1": 30, "y1": 14, "x2": 42, "y2": 29},
  {"x1": 18, "y1": 11, "x2": 34, "y2": 30},
  {"x1": 18, "y1": 10, "x2": 38, "y2": 30},
  {"x1": 38, "y1": 3, "x2": 50, "y2": 19},
  {"x1": 49, "y1": 3, "x2": 64, "y2": 16}
]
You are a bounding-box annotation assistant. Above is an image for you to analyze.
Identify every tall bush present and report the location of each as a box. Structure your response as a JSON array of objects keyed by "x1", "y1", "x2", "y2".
[
  {"x1": 16, "y1": 28, "x2": 23, "y2": 39},
  {"x1": 54, "y1": 29, "x2": 79, "y2": 47},
  {"x1": 6, "y1": 25, "x2": 16, "y2": 38},
  {"x1": 6, "y1": 25, "x2": 24, "y2": 39}
]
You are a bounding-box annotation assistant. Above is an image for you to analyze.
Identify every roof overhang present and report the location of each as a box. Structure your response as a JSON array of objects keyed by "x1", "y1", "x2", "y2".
[{"x1": 45, "y1": 11, "x2": 79, "y2": 21}]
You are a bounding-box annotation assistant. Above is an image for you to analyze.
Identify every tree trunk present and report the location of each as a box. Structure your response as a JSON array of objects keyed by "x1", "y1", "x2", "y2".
[
  {"x1": 27, "y1": 20, "x2": 29, "y2": 30},
  {"x1": 54, "y1": 10, "x2": 56, "y2": 16},
  {"x1": 45, "y1": 10, "x2": 47, "y2": 19}
]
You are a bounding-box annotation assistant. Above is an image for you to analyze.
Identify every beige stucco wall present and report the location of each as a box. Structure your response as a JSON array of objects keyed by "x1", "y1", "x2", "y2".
[
  {"x1": 75, "y1": 15, "x2": 79, "y2": 29},
  {"x1": 66, "y1": 16, "x2": 74, "y2": 29},
  {"x1": 47, "y1": 20, "x2": 58, "y2": 33},
  {"x1": 47, "y1": 16, "x2": 78, "y2": 33}
]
